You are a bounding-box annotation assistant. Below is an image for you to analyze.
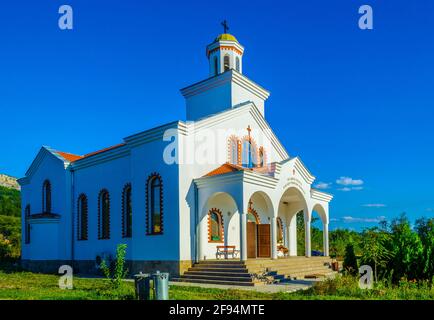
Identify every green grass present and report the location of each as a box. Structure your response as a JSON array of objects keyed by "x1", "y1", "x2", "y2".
[{"x1": 1, "y1": 271, "x2": 434, "y2": 300}]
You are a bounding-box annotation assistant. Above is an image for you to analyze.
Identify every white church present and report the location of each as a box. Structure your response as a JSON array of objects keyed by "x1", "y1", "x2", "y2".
[{"x1": 18, "y1": 30, "x2": 333, "y2": 281}]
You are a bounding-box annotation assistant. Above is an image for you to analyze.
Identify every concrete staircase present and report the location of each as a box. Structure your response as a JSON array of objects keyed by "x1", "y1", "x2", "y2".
[
  {"x1": 172, "y1": 257, "x2": 336, "y2": 286},
  {"x1": 246, "y1": 256, "x2": 335, "y2": 281},
  {"x1": 172, "y1": 260, "x2": 256, "y2": 286}
]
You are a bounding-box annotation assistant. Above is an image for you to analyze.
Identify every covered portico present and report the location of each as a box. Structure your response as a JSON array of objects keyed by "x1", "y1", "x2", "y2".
[{"x1": 193, "y1": 158, "x2": 333, "y2": 262}]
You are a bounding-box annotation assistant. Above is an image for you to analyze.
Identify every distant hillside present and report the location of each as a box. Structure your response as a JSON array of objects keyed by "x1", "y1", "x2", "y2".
[
  {"x1": 0, "y1": 174, "x2": 20, "y2": 190},
  {"x1": 0, "y1": 180, "x2": 21, "y2": 217}
]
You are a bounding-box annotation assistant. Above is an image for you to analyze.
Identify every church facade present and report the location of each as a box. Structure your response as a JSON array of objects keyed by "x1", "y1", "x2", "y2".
[{"x1": 18, "y1": 32, "x2": 332, "y2": 276}]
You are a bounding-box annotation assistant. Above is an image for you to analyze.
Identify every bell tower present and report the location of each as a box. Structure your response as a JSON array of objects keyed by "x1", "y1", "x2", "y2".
[
  {"x1": 181, "y1": 22, "x2": 269, "y2": 121},
  {"x1": 206, "y1": 20, "x2": 244, "y2": 76}
]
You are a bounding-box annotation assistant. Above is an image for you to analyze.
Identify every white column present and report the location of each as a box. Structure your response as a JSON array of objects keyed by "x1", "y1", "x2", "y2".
[
  {"x1": 271, "y1": 216, "x2": 278, "y2": 259},
  {"x1": 198, "y1": 216, "x2": 204, "y2": 261},
  {"x1": 323, "y1": 223, "x2": 329, "y2": 257},
  {"x1": 284, "y1": 223, "x2": 290, "y2": 249},
  {"x1": 305, "y1": 218, "x2": 311, "y2": 257},
  {"x1": 240, "y1": 212, "x2": 247, "y2": 261},
  {"x1": 288, "y1": 215, "x2": 297, "y2": 256}
]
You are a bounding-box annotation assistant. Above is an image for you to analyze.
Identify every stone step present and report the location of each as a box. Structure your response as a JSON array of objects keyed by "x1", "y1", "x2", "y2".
[
  {"x1": 189, "y1": 267, "x2": 249, "y2": 273},
  {"x1": 194, "y1": 263, "x2": 246, "y2": 269},
  {"x1": 249, "y1": 264, "x2": 331, "y2": 272},
  {"x1": 197, "y1": 260, "x2": 245, "y2": 265},
  {"x1": 180, "y1": 274, "x2": 253, "y2": 282},
  {"x1": 171, "y1": 278, "x2": 256, "y2": 287},
  {"x1": 291, "y1": 271, "x2": 337, "y2": 280},
  {"x1": 246, "y1": 260, "x2": 331, "y2": 267},
  {"x1": 247, "y1": 261, "x2": 331, "y2": 270},
  {"x1": 184, "y1": 271, "x2": 252, "y2": 278}
]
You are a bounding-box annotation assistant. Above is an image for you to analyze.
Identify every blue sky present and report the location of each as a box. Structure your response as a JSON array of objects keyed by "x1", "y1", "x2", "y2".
[{"x1": 0, "y1": 0, "x2": 433, "y2": 230}]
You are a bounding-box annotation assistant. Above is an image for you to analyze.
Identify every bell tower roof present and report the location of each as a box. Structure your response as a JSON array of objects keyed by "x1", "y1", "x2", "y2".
[
  {"x1": 214, "y1": 33, "x2": 238, "y2": 43},
  {"x1": 180, "y1": 23, "x2": 270, "y2": 121}
]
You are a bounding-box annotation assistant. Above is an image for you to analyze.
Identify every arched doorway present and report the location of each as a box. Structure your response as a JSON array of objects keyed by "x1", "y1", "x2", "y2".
[
  {"x1": 246, "y1": 192, "x2": 274, "y2": 259},
  {"x1": 277, "y1": 187, "x2": 309, "y2": 257},
  {"x1": 311, "y1": 203, "x2": 329, "y2": 256},
  {"x1": 246, "y1": 204, "x2": 260, "y2": 258},
  {"x1": 199, "y1": 192, "x2": 239, "y2": 260}
]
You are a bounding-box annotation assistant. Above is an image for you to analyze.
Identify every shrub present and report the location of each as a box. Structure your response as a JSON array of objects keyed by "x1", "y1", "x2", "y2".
[
  {"x1": 0, "y1": 234, "x2": 13, "y2": 259},
  {"x1": 0, "y1": 215, "x2": 20, "y2": 258},
  {"x1": 99, "y1": 244, "x2": 129, "y2": 289}
]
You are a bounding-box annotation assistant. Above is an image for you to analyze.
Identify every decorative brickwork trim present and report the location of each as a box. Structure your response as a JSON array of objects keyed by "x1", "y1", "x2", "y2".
[
  {"x1": 248, "y1": 205, "x2": 260, "y2": 224},
  {"x1": 258, "y1": 146, "x2": 267, "y2": 168},
  {"x1": 146, "y1": 173, "x2": 163, "y2": 235},
  {"x1": 77, "y1": 194, "x2": 88, "y2": 240},
  {"x1": 98, "y1": 189, "x2": 110, "y2": 240},
  {"x1": 208, "y1": 45, "x2": 243, "y2": 56},
  {"x1": 122, "y1": 183, "x2": 132, "y2": 238},
  {"x1": 208, "y1": 208, "x2": 224, "y2": 243},
  {"x1": 227, "y1": 135, "x2": 241, "y2": 165}
]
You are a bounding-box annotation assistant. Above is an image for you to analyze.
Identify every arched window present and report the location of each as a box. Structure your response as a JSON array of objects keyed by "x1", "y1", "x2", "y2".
[
  {"x1": 258, "y1": 147, "x2": 265, "y2": 167},
  {"x1": 228, "y1": 136, "x2": 239, "y2": 165},
  {"x1": 277, "y1": 217, "x2": 283, "y2": 244},
  {"x1": 122, "y1": 184, "x2": 132, "y2": 238},
  {"x1": 223, "y1": 55, "x2": 230, "y2": 72},
  {"x1": 235, "y1": 57, "x2": 240, "y2": 72},
  {"x1": 242, "y1": 139, "x2": 257, "y2": 168},
  {"x1": 214, "y1": 56, "x2": 218, "y2": 76},
  {"x1": 98, "y1": 189, "x2": 110, "y2": 239},
  {"x1": 42, "y1": 180, "x2": 51, "y2": 213},
  {"x1": 146, "y1": 174, "x2": 163, "y2": 235},
  {"x1": 208, "y1": 208, "x2": 223, "y2": 242},
  {"x1": 77, "y1": 194, "x2": 88, "y2": 240},
  {"x1": 24, "y1": 205, "x2": 31, "y2": 244}
]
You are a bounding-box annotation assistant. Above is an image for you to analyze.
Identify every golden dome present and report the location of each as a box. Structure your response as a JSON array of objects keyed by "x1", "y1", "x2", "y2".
[{"x1": 214, "y1": 33, "x2": 238, "y2": 43}]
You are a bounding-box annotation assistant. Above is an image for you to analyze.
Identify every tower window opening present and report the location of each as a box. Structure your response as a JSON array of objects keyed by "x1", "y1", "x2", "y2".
[
  {"x1": 223, "y1": 55, "x2": 230, "y2": 72},
  {"x1": 236, "y1": 57, "x2": 240, "y2": 72}
]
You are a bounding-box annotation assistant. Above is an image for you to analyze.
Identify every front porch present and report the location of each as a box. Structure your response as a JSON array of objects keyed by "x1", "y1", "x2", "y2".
[
  {"x1": 173, "y1": 256, "x2": 336, "y2": 286},
  {"x1": 194, "y1": 173, "x2": 332, "y2": 264}
]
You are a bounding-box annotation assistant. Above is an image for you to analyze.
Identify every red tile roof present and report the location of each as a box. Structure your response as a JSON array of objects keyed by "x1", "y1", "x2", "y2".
[
  {"x1": 204, "y1": 163, "x2": 245, "y2": 177},
  {"x1": 54, "y1": 143, "x2": 126, "y2": 164},
  {"x1": 56, "y1": 151, "x2": 83, "y2": 162},
  {"x1": 83, "y1": 143, "x2": 126, "y2": 158}
]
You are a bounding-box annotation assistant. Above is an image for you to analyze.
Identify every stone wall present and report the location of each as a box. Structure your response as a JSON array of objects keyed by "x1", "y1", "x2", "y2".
[
  {"x1": 21, "y1": 259, "x2": 192, "y2": 278},
  {"x1": 0, "y1": 174, "x2": 20, "y2": 190}
]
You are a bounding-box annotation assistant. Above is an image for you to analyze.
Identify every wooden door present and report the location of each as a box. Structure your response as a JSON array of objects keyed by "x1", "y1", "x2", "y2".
[
  {"x1": 257, "y1": 224, "x2": 271, "y2": 258},
  {"x1": 247, "y1": 222, "x2": 257, "y2": 258}
]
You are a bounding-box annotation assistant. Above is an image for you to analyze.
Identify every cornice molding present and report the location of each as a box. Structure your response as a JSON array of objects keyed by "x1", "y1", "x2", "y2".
[
  {"x1": 180, "y1": 70, "x2": 270, "y2": 101},
  {"x1": 311, "y1": 189, "x2": 334, "y2": 202}
]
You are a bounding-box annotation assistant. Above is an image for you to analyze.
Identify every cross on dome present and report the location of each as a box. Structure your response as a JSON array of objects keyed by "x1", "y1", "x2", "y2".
[{"x1": 221, "y1": 20, "x2": 229, "y2": 34}]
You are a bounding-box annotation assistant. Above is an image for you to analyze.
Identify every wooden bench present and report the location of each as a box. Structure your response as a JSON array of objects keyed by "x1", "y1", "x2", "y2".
[{"x1": 216, "y1": 245, "x2": 240, "y2": 259}]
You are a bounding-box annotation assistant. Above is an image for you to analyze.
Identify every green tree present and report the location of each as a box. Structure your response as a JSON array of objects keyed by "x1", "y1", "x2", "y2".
[
  {"x1": 360, "y1": 227, "x2": 394, "y2": 282},
  {"x1": 343, "y1": 243, "x2": 358, "y2": 275},
  {"x1": 388, "y1": 214, "x2": 423, "y2": 282},
  {"x1": 0, "y1": 186, "x2": 21, "y2": 217},
  {"x1": 415, "y1": 217, "x2": 434, "y2": 280}
]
